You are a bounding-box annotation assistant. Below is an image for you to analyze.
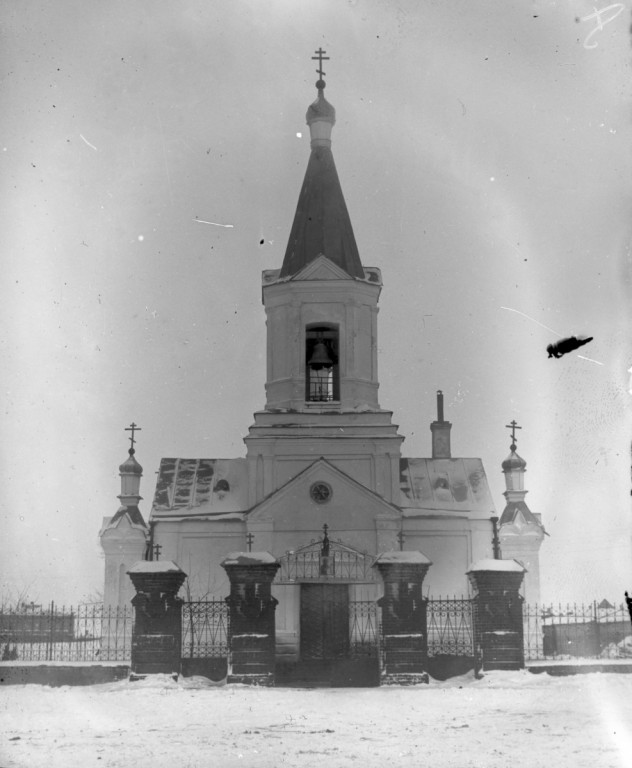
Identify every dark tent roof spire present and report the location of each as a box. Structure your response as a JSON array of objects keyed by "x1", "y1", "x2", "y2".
[{"x1": 280, "y1": 51, "x2": 365, "y2": 280}]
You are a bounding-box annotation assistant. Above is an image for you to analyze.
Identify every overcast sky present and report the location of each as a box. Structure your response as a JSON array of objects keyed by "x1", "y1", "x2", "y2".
[{"x1": 2, "y1": 0, "x2": 631, "y2": 605}]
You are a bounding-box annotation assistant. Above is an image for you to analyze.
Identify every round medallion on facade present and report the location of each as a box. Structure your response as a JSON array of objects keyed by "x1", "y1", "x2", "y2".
[{"x1": 310, "y1": 481, "x2": 332, "y2": 504}]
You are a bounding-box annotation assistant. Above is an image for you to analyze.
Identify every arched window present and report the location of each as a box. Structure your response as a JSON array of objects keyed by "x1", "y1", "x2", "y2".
[{"x1": 305, "y1": 324, "x2": 339, "y2": 402}]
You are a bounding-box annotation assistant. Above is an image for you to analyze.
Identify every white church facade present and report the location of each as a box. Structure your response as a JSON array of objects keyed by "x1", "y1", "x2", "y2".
[{"x1": 100, "y1": 62, "x2": 545, "y2": 661}]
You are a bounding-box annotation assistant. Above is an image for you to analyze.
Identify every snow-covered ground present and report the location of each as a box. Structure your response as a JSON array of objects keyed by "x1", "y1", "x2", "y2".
[{"x1": 2, "y1": 671, "x2": 631, "y2": 768}]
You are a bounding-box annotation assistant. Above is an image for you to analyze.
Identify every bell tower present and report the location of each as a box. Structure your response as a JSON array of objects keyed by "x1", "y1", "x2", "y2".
[{"x1": 244, "y1": 52, "x2": 403, "y2": 505}]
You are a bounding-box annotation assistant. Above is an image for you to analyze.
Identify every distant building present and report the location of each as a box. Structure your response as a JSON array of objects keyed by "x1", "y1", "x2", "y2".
[
  {"x1": 0, "y1": 607, "x2": 75, "y2": 645},
  {"x1": 99, "y1": 67, "x2": 545, "y2": 661}
]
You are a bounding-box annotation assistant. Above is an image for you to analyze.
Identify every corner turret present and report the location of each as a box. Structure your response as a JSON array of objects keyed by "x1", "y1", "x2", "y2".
[
  {"x1": 99, "y1": 424, "x2": 149, "y2": 608},
  {"x1": 498, "y1": 420, "x2": 545, "y2": 603}
]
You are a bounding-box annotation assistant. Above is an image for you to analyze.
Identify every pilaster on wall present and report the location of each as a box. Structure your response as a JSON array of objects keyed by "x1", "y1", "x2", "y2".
[{"x1": 375, "y1": 515, "x2": 401, "y2": 554}]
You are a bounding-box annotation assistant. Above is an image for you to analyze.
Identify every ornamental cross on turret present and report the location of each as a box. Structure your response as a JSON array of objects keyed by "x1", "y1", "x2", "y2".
[
  {"x1": 505, "y1": 419, "x2": 522, "y2": 450},
  {"x1": 125, "y1": 422, "x2": 141, "y2": 453},
  {"x1": 312, "y1": 47, "x2": 329, "y2": 80}
]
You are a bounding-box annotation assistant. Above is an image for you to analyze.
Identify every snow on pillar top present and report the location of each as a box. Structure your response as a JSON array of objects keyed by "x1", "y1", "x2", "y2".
[{"x1": 467, "y1": 558, "x2": 526, "y2": 574}]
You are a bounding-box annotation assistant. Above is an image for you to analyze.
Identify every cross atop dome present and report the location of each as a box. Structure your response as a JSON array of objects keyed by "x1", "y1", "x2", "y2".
[
  {"x1": 125, "y1": 422, "x2": 141, "y2": 455},
  {"x1": 505, "y1": 419, "x2": 521, "y2": 451},
  {"x1": 311, "y1": 47, "x2": 330, "y2": 88}
]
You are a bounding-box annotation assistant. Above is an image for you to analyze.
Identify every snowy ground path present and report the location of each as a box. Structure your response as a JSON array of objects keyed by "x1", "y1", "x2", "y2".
[{"x1": 2, "y1": 670, "x2": 631, "y2": 768}]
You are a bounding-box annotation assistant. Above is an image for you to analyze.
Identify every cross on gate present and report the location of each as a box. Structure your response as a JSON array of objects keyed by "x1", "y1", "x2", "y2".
[
  {"x1": 125, "y1": 422, "x2": 141, "y2": 452},
  {"x1": 397, "y1": 529, "x2": 405, "y2": 551},
  {"x1": 311, "y1": 47, "x2": 329, "y2": 80},
  {"x1": 246, "y1": 533, "x2": 255, "y2": 553},
  {"x1": 320, "y1": 523, "x2": 331, "y2": 574},
  {"x1": 152, "y1": 544, "x2": 162, "y2": 561},
  {"x1": 505, "y1": 419, "x2": 521, "y2": 449},
  {"x1": 321, "y1": 523, "x2": 330, "y2": 556}
]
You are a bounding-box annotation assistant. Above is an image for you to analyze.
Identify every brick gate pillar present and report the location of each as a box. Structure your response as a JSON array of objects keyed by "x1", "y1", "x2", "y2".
[
  {"x1": 373, "y1": 551, "x2": 432, "y2": 685},
  {"x1": 127, "y1": 561, "x2": 187, "y2": 678},
  {"x1": 467, "y1": 559, "x2": 526, "y2": 671},
  {"x1": 221, "y1": 552, "x2": 280, "y2": 686}
]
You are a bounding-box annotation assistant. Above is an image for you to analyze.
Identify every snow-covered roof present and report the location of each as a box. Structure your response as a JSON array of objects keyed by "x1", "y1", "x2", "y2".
[
  {"x1": 399, "y1": 458, "x2": 494, "y2": 515},
  {"x1": 150, "y1": 455, "x2": 496, "y2": 521},
  {"x1": 467, "y1": 558, "x2": 525, "y2": 573},
  {"x1": 151, "y1": 458, "x2": 248, "y2": 517}
]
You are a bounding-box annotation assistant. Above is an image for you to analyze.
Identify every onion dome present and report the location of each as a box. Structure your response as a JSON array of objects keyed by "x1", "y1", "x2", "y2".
[
  {"x1": 119, "y1": 450, "x2": 143, "y2": 476},
  {"x1": 306, "y1": 84, "x2": 336, "y2": 126},
  {"x1": 501, "y1": 448, "x2": 527, "y2": 472},
  {"x1": 306, "y1": 81, "x2": 336, "y2": 148},
  {"x1": 119, "y1": 445, "x2": 143, "y2": 505}
]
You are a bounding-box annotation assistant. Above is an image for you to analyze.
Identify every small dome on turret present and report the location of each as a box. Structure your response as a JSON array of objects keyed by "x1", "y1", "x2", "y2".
[
  {"x1": 306, "y1": 81, "x2": 336, "y2": 148},
  {"x1": 502, "y1": 449, "x2": 526, "y2": 472},
  {"x1": 306, "y1": 84, "x2": 336, "y2": 126},
  {"x1": 119, "y1": 450, "x2": 143, "y2": 476}
]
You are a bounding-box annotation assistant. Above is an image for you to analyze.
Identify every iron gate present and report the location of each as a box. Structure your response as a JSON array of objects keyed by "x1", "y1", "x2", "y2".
[
  {"x1": 349, "y1": 599, "x2": 380, "y2": 658},
  {"x1": 180, "y1": 600, "x2": 230, "y2": 680},
  {"x1": 300, "y1": 584, "x2": 350, "y2": 660},
  {"x1": 426, "y1": 597, "x2": 476, "y2": 676}
]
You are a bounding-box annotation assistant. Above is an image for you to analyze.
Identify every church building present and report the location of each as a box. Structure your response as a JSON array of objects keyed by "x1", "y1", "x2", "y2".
[{"x1": 99, "y1": 57, "x2": 545, "y2": 660}]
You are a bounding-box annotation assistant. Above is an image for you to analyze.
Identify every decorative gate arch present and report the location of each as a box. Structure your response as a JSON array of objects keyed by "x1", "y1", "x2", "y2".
[{"x1": 276, "y1": 534, "x2": 377, "y2": 584}]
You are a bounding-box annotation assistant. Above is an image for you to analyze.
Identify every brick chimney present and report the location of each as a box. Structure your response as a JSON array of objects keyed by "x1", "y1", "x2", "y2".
[{"x1": 430, "y1": 390, "x2": 452, "y2": 458}]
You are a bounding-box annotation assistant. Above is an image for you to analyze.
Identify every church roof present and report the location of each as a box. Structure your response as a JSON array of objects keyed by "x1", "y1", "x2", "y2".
[
  {"x1": 279, "y1": 90, "x2": 365, "y2": 279},
  {"x1": 150, "y1": 455, "x2": 496, "y2": 520},
  {"x1": 399, "y1": 457, "x2": 494, "y2": 515},
  {"x1": 151, "y1": 457, "x2": 249, "y2": 516}
]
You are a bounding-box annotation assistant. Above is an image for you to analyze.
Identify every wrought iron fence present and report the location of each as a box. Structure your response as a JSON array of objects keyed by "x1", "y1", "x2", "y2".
[
  {"x1": 426, "y1": 598, "x2": 475, "y2": 658},
  {"x1": 0, "y1": 603, "x2": 132, "y2": 662},
  {"x1": 524, "y1": 601, "x2": 632, "y2": 661},
  {"x1": 181, "y1": 601, "x2": 230, "y2": 659},
  {"x1": 349, "y1": 600, "x2": 380, "y2": 657}
]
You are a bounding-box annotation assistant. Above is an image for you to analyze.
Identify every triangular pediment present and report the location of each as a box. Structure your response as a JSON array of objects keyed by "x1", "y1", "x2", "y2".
[
  {"x1": 247, "y1": 457, "x2": 401, "y2": 522},
  {"x1": 99, "y1": 510, "x2": 149, "y2": 544},
  {"x1": 291, "y1": 254, "x2": 353, "y2": 282}
]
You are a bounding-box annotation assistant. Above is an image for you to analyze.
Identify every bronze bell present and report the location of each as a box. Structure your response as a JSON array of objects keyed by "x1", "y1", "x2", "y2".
[{"x1": 308, "y1": 340, "x2": 333, "y2": 370}]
